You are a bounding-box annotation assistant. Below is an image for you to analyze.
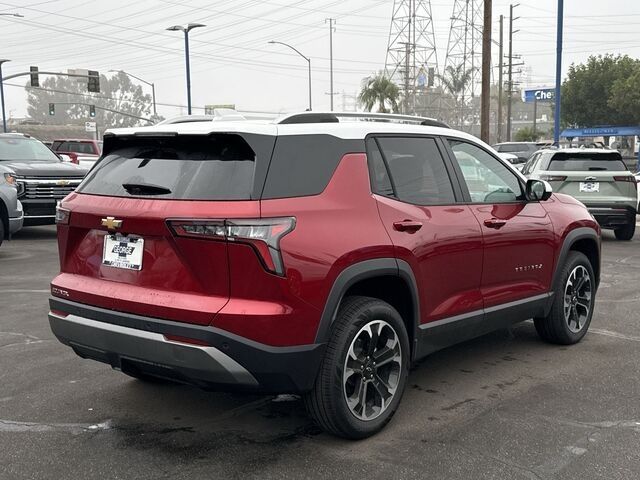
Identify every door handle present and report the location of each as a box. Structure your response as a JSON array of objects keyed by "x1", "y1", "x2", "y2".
[
  {"x1": 484, "y1": 218, "x2": 507, "y2": 229},
  {"x1": 393, "y1": 220, "x2": 423, "y2": 233}
]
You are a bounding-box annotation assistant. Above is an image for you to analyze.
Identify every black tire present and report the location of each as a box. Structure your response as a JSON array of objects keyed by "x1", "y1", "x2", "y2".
[
  {"x1": 0, "y1": 217, "x2": 4, "y2": 248},
  {"x1": 304, "y1": 296, "x2": 410, "y2": 439},
  {"x1": 534, "y1": 251, "x2": 596, "y2": 345},
  {"x1": 614, "y1": 221, "x2": 635, "y2": 241}
]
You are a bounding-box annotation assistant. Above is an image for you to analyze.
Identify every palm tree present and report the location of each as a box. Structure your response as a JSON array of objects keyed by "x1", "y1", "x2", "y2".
[
  {"x1": 439, "y1": 65, "x2": 473, "y2": 126},
  {"x1": 358, "y1": 73, "x2": 400, "y2": 113}
]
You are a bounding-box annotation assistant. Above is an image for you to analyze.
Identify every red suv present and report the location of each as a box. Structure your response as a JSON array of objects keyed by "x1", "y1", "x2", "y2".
[{"x1": 49, "y1": 112, "x2": 601, "y2": 439}]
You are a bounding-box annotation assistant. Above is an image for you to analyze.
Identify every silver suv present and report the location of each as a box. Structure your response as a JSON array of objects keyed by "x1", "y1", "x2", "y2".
[
  {"x1": 523, "y1": 148, "x2": 637, "y2": 240},
  {"x1": 0, "y1": 163, "x2": 24, "y2": 246}
]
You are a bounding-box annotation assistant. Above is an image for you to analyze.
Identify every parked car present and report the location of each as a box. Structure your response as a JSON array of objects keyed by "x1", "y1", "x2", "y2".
[
  {"x1": 0, "y1": 133, "x2": 88, "y2": 226},
  {"x1": 0, "y1": 163, "x2": 24, "y2": 246},
  {"x1": 48, "y1": 112, "x2": 601, "y2": 439},
  {"x1": 493, "y1": 142, "x2": 540, "y2": 162},
  {"x1": 523, "y1": 148, "x2": 637, "y2": 240},
  {"x1": 51, "y1": 139, "x2": 102, "y2": 168}
]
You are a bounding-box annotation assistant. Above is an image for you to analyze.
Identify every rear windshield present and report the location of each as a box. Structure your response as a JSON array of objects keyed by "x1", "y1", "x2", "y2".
[
  {"x1": 496, "y1": 143, "x2": 529, "y2": 153},
  {"x1": 547, "y1": 152, "x2": 627, "y2": 172},
  {"x1": 78, "y1": 134, "x2": 257, "y2": 200}
]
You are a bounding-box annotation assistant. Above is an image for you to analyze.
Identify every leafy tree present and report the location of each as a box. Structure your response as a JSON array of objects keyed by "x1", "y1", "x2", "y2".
[
  {"x1": 358, "y1": 73, "x2": 400, "y2": 113},
  {"x1": 514, "y1": 126, "x2": 541, "y2": 142},
  {"x1": 608, "y1": 67, "x2": 640, "y2": 125},
  {"x1": 26, "y1": 71, "x2": 153, "y2": 127},
  {"x1": 561, "y1": 54, "x2": 640, "y2": 127},
  {"x1": 438, "y1": 65, "x2": 473, "y2": 126}
]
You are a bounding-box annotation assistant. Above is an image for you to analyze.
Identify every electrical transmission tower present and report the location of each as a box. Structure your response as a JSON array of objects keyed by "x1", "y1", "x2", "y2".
[
  {"x1": 384, "y1": 0, "x2": 438, "y2": 114},
  {"x1": 444, "y1": 0, "x2": 484, "y2": 127}
]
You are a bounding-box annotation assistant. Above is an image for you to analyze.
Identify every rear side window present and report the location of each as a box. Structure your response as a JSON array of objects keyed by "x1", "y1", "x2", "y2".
[
  {"x1": 68, "y1": 142, "x2": 95, "y2": 154},
  {"x1": 375, "y1": 136, "x2": 456, "y2": 205},
  {"x1": 547, "y1": 152, "x2": 627, "y2": 171},
  {"x1": 78, "y1": 134, "x2": 260, "y2": 200},
  {"x1": 261, "y1": 135, "x2": 364, "y2": 199},
  {"x1": 496, "y1": 144, "x2": 527, "y2": 153}
]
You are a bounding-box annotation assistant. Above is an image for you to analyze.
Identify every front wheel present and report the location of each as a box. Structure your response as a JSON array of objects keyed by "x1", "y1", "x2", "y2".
[
  {"x1": 534, "y1": 251, "x2": 595, "y2": 345},
  {"x1": 304, "y1": 296, "x2": 410, "y2": 439}
]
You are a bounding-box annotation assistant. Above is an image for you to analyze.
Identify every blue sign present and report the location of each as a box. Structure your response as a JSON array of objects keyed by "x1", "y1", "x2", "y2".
[{"x1": 524, "y1": 88, "x2": 555, "y2": 103}]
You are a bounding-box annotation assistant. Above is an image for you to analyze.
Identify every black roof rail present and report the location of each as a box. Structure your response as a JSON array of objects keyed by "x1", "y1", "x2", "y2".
[{"x1": 276, "y1": 111, "x2": 450, "y2": 128}]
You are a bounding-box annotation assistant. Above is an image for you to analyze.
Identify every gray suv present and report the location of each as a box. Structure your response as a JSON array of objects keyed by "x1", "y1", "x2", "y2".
[
  {"x1": 0, "y1": 163, "x2": 24, "y2": 246},
  {"x1": 523, "y1": 148, "x2": 637, "y2": 240}
]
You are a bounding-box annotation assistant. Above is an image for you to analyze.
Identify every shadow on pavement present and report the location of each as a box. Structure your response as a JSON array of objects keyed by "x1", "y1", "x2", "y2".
[{"x1": 11, "y1": 225, "x2": 57, "y2": 241}]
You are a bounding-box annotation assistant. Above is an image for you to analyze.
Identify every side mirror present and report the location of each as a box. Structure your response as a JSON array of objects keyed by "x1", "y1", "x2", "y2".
[{"x1": 526, "y1": 179, "x2": 552, "y2": 201}]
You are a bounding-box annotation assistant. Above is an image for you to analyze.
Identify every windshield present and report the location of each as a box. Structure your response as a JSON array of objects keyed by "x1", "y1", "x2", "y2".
[{"x1": 0, "y1": 137, "x2": 61, "y2": 162}]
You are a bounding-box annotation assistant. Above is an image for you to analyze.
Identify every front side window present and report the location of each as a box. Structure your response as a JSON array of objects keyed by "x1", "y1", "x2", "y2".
[
  {"x1": 375, "y1": 136, "x2": 456, "y2": 205},
  {"x1": 448, "y1": 139, "x2": 524, "y2": 203}
]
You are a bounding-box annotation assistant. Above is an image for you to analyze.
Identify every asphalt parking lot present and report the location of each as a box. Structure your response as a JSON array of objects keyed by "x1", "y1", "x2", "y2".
[{"x1": 1, "y1": 225, "x2": 639, "y2": 480}]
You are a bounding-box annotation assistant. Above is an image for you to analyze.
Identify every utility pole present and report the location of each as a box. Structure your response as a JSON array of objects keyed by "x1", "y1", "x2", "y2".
[
  {"x1": 403, "y1": 42, "x2": 411, "y2": 113},
  {"x1": 480, "y1": 0, "x2": 492, "y2": 143},
  {"x1": 497, "y1": 14, "x2": 504, "y2": 143},
  {"x1": 506, "y1": 4, "x2": 518, "y2": 142},
  {"x1": 326, "y1": 18, "x2": 336, "y2": 111}
]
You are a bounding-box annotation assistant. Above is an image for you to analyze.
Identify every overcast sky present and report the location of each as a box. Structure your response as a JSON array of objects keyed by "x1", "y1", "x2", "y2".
[{"x1": 1, "y1": 0, "x2": 639, "y2": 120}]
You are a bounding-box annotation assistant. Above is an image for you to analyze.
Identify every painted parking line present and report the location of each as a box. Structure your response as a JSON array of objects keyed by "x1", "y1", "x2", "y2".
[
  {"x1": 589, "y1": 328, "x2": 640, "y2": 343},
  {"x1": 0, "y1": 289, "x2": 50, "y2": 294}
]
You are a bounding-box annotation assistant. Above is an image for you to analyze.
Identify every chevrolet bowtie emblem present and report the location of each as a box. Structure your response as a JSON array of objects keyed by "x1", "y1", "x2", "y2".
[{"x1": 101, "y1": 216, "x2": 123, "y2": 230}]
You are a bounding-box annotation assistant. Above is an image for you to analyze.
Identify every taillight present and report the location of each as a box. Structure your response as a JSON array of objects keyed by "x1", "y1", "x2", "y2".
[
  {"x1": 55, "y1": 205, "x2": 71, "y2": 224},
  {"x1": 168, "y1": 217, "x2": 296, "y2": 276},
  {"x1": 613, "y1": 176, "x2": 637, "y2": 183},
  {"x1": 539, "y1": 175, "x2": 567, "y2": 182}
]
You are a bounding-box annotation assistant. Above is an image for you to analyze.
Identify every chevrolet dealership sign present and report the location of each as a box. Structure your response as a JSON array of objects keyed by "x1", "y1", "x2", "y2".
[{"x1": 524, "y1": 88, "x2": 555, "y2": 103}]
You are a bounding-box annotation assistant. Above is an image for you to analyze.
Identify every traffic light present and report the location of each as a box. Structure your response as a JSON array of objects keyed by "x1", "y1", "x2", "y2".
[
  {"x1": 89, "y1": 105, "x2": 96, "y2": 117},
  {"x1": 30, "y1": 66, "x2": 39, "y2": 87},
  {"x1": 87, "y1": 70, "x2": 100, "y2": 93},
  {"x1": 428, "y1": 67, "x2": 435, "y2": 88},
  {"x1": 48, "y1": 103, "x2": 55, "y2": 116}
]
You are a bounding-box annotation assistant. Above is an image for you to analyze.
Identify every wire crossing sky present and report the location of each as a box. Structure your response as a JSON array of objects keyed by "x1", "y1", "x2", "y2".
[{"x1": 1, "y1": 0, "x2": 639, "y2": 119}]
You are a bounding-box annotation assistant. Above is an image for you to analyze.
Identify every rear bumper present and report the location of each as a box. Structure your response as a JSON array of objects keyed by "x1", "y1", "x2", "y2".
[
  {"x1": 49, "y1": 297, "x2": 325, "y2": 393},
  {"x1": 586, "y1": 205, "x2": 636, "y2": 229}
]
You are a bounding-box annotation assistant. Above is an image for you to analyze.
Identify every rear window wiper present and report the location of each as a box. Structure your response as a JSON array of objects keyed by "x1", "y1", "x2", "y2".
[
  {"x1": 122, "y1": 182, "x2": 171, "y2": 195},
  {"x1": 588, "y1": 167, "x2": 607, "y2": 171}
]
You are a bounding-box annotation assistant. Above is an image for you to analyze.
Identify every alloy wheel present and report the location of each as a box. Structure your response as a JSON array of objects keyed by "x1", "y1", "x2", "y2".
[
  {"x1": 343, "y1": 320, "x2": 402, "y2": 421},
  {"x1": 564, "y1": 265, "x2": 592, "y2": 333}
]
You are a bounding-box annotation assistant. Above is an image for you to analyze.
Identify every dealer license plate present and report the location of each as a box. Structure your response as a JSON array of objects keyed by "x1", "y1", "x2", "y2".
[
  {"x1": 102, "y1": 234, "x2": 144, "y2": 271},
  {"x1": 579, "y1": 181, "x2": 599, "y2": 193}
]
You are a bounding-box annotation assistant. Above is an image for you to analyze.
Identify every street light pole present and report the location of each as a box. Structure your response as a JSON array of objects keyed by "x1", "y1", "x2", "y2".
[
  {"x1": 268, "y1": 40, "x2": 312, "y2": 110},
  {"x1": 0, "y1": 60, "x2": 9, "y2": 133},
  {"x1": 110, "y1": 70, "x2": 157, "y2": 117},
  {"x1": 0, "y1": 13, "x2": 23, "y2": 133},
  {"x1": 166, "y1": 23, "x2": 205, "y2": 115}
]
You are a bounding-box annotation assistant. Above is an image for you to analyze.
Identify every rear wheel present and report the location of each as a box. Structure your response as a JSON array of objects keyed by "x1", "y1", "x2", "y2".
[
  {"x1": 534, "y1": 251, "x2": 595, "y2": 345},
  {"x1": 304, "y1": 296, "x2": 410, "y2": 439},
  {"x1": 614, "y1": 221, "x2": 635, "y2": 241}
]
